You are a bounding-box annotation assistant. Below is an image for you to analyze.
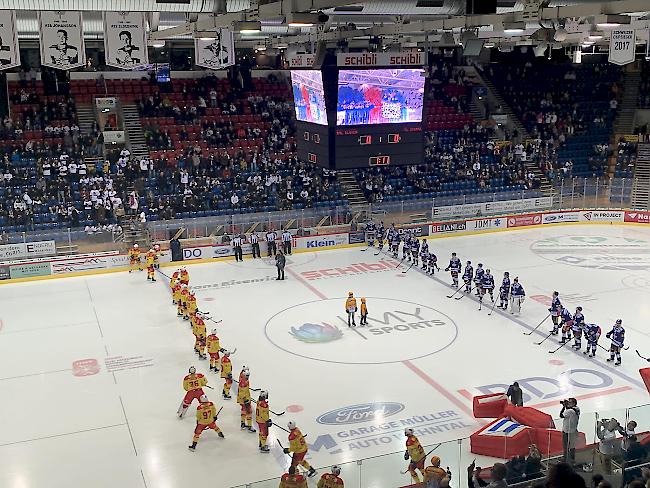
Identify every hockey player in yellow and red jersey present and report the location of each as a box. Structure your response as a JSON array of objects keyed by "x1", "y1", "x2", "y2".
[
  {"x1": 179, "y1": 267, "x2": 189, "y2": 285},
  {"x1": 240, "y1": 398, "x2": 255, "y2": 434},
  {"x1": 128, "y1": 244, "x2": 141, "y2": 272},
  {"x1": 153, "y1": 244, "x2": 161, "y2": 268},
  {"x1": 177, "y1": 366, "x2": 208, "y2": 418},
  {"x1": 187, "y1": 394, "x2": 224, "y2": 451},
  {"x1": 170, "y1": 270, "x2": 180, "y2": 290},
  {"x1": 206, "y1": 329, "x2": 221, "y2": 372},
  {"x1": 237, "y1": 369, "x2": 255, "y2": 432},
  {"x1": 192, "y1": 313, "x2": 207, "y2": 359},
  {"x1": 345, "y1": 292, "x2": 357, "y2": 327},
  {"x1": 279, "y1": 466, "x2": 307, "y2": 488},
  {"x1": 404, "y1": 428, "x2": 426, "y2": 483},
  {"x1": 172, "y1": 281, "x2": 182, "y2": 307},
  {"x1": 187, "y1": 290, "x2": 198, "y2": 318},
  {"x1": 179, "y1": 284, "x2": 190, "y2": 319},
  {"x1": 256, "y1": 390, "x2": 271, "y2": 453},
  {"x1": 317, "y1": 465, "x2": 344, "y2": 488},
  {"x1": 220, "y1": 351, "x2": 233, "y2": 399},
  {"x1": 145, "y1": 249, "x2": 156, "y2": 282},
  {"x1": 283, "y1": 421, "x2": 317, "y2": 477}
]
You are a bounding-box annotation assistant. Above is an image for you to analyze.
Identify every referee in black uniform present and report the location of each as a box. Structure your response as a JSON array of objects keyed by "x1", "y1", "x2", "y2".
[
  {"x1": 266, "y1": 229, "x2": 277, "y2": 257},
  {"x1": 232, "y1": 233, "x2": 243, "y2": 262},
  {"x1": 281, "y1": 228, "x2": 292, "y2": 255},
  {"x1": 249, "y1": 232, "x2": 260, "y2": 259}
]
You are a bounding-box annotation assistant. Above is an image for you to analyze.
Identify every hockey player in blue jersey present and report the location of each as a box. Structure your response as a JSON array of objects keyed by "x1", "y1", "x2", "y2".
[
  {"x1": 420, "y1": 239, "x2": 429, "y2": 270},
  {"x1": 510, "y1": 277, "x2": 525, "y2": 315},
  {"x1": 482, "y1": 269, "x2": 495, "y2": 302},
  {"x1": 445, "y1": 253, "x2": 462, "y2": 287},
  {"x1": 462, "y1": 261, "x2": 474, "y2": 294},
  {"x1": 390, "y1": 231, "x2": 401, "y2": 259},
  {"x1": 570, "y1": 307, "x2": 585, "y2": 351},
  {"x1": 583, "y1": 323, "x2": 602, "y2": 358},
  {"x1": 365, "y1": 220, "x2": 376, "y2": 247},
  {"x1": 411, "y1": 238, "x2": 420, "y2": 266},
  {"x1": 606, "y1": 320, "x2": 625, "y2": 365},
  {"x1": 549, "y1": 291, "x2": 563, "y2": 335},
  {"x1": 474, "y1": 263, "x2": 485, "y2": 297},
  {"x1": 428, "y1": 251, "x2": 439, "y2": 274},
  {"x1": 377, "y1": 222, "x2": 386, "y2": 251},
  {"x1": 558, "y1": 307, "x2": 574, "y2": 344},
  {"x1": 402, "y1": 232, "x2": 412, "y2": 261},
  {"x1": 498, "y1": 272, "x2": 510, "y2": 309}
]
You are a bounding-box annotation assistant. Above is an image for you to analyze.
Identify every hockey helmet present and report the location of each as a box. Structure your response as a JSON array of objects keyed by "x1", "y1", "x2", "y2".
[
  {"x1": 348, "y1": 291, "x2": 353, "y2": 296},
  {"x1": 504, "y1": 271, "x2": 510, "y2": 276},
  {"x1": 361, "y1": 297, "x2": 366, "y2": 303},
  {"x1": 331, "y1": 465, "x2": 341, "y2": 476},
  {"x1": 553, "y1": 291, "x2": 559, "y2": 297},
  {"x1": 478, "y1": 263, "x2": 483, "y2": 267},
  {"x1": 287, "y1": 421, "x2": 297, "y2": 430},
  {"x1": 404, "y1": 428, "x2": 414, "y2": 436},
  {"x1": 616, "y1": 319, "x2": 622, "y2": 324},
  {"x1": 154, "y1": 244, "x2": 160, "y2": 251},
  {"x1": 189, "y1": 366, "x2": 196, "y2": 374},
  {"x1": 513, "y1": 277, "x2": 519, "y2": 282},
  {"x1": 576, "y1": 306, "x2": 583, "y2": 312},
  {"x1": 431, "y1": 456, "x2": 441, "y2": 467},
  {"x1": 486, "y1": 269, "x2": 491, "y2": 274},
  {"x1": 243, "y1": 371, "x2": 250, "y2": 378},
  {"x1": 451, "y1": 252, "x2": 456, "y2": 256},
  {"x1": 133, "y1": 243, "x2": 139, "y2": 248},
  {"x1": 259, "y1": 390, "x2": 268, "y2": 401},
  {"x1": 223, "y1": 350, "x2": 230, "y2": 357},
  {"x1": 211, "y1": 328, "x2": 217, "y2": 335},
  {"x1": 199, "y1": 395, "x2": 209, "y2": 403},
  {"x1": 466, "y1": 260, "x2": 471, "y2": 265}
]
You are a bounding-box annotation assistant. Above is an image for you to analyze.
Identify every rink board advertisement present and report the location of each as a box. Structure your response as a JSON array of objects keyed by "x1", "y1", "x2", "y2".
[
  {"x1": 0, "y1": 240, "x2": 56, "y2": 260},
  {"x1": 1, "y1": 207, "x2": 646, "y2": 282}
]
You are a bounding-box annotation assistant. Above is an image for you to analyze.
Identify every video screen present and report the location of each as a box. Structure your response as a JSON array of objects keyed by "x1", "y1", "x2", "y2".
[
  {"x1": 290, "y1": 70, "x2": 328, "y2": 125},
  {"x1": 337, "y1": 69, "x2": 425, "y2": 126}
]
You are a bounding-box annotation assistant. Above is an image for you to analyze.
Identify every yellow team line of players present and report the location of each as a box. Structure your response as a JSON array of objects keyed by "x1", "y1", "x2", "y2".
[{"x1": 127, "y1": 243, "x2": 161, "y2": 282}]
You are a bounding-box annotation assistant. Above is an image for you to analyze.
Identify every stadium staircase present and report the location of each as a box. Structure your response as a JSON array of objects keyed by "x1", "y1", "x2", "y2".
[
  {"x1": 631, "y1": 143, "x2": 650, "y2": 209},
  {"x1": 77, "y1": 101, "x2": 104, "y2": 171},
  {"x1": 609, "y1": 69, "x2": 642, "y2": 177},
  {"x1": 122, "y1": 103, "x2": 150, "y2": 162},
  {"x1": 337, "y1": 170, "x2": 368, "y2": 206}
]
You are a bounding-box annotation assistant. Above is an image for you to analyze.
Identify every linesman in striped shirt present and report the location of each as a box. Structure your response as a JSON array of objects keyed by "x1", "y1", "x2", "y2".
[
  {"x1": 249, "y1": 232, "x2": 260, "y2": 259},
  {"x1": 232, "y1": 233, "x2": 243, "y2": 262},
  {"x1": 266, "y1": 229, "x2": 278, "y2": 257},
  {"x1": 281, "y1": 228, "x2": 292, "y2": 255}
]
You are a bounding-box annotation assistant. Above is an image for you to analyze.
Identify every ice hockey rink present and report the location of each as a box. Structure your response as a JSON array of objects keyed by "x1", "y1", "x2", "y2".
[{"x1": 2, "y1": 223, "x2": 650, "y2": 488}]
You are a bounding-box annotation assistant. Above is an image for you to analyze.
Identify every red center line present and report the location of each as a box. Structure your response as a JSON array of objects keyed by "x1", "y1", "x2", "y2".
[
  {"x1": 284, "y1": 267, "x2": 327, "y2": 300},
  {"x1": 402, "y1": 359, "x2": 475, "y2": 418}
]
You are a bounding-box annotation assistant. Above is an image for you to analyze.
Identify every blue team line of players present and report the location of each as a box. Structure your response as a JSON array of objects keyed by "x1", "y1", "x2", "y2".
[
  {"x1": 364, "y1": 221, "x2": 626, "y2": 366},
  {"x1": 547, "y1": 291, "x2": 626, "y2": 365}
]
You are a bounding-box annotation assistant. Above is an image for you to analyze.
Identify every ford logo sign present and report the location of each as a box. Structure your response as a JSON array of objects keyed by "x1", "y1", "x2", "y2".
[{"x1": 316, "y1": 402, "x2": 405, "y2": 425}]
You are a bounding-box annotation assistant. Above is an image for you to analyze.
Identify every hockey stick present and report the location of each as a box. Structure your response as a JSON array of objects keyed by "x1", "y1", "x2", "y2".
[
  {"x1": 233, "y1": 379, "x2": 261, "y2": 392},
  {"x1": 207, "y1": 317, "x2": 223, "y2": 324},
  {"x1": 636, "y1": 350, "x2": 650, "y2": 361},
  {"x1": 157, "y1": 269, "x2": 172, "y2": 280},
  {"x1": 456, "y1": 285, "x2": 476, "y2": 300},
  {"x1": 395, "y1": 257, "x2": 406, "y2": 269},
  {"x1": 399, "y1": 443, "x2": 442, "y2": 474},
  {"x1": 487, "y1": 297, "x2": 499, "y2": 316},
  {"x1": 401, "y1": 262, "x2": 415, "y2": 274},
  {"x1": 214, "y1": 406, "x2": 224, "y2": 419},
  {"x1": 599, "y1": 343, "x2": 629, "y2": 352},
  {"x1": 250, "y1": 399, "x2": 285, "y2": 416},
  {"x1": 524, "y1": 313, "x2": 551, "y2": 336},
  {"x1": 535, "y1": 331, "x2": 555, "y2": 346},
  {"x1": 277, "y1": 440, "x2": 291, "y2": 458},
  {"x1": 549, "y1": 340, "x2": 571, "y2": 354},
  {"x1": 446, "y1": 285, "x2": 463, "y2": 299}
]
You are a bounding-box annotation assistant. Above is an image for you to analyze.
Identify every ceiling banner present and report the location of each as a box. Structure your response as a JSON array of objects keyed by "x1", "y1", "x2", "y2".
[
  {"x1": 195, "y1": 29, "x2": 235, "y2": 69},
  {"x1": 104, "y1": 12, "x2": 149, "y2": 70},
  {"x1": 0, "y1": 10, "x2": 20, "y2": 70},
  {"x1": 39, "y1": 11, "x2": 86, "y2": 70}
]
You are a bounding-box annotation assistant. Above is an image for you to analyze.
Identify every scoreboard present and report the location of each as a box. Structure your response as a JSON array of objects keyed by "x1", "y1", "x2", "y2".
[{"x1": 333, "y1": 124, "x2": 423, "y2": 169}]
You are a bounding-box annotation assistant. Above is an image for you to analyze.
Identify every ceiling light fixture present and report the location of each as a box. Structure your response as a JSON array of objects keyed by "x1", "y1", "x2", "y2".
[
  {"x1": 595, "y1": 14, "x2": 630, "y2": 28},
  {"x1": 235, "y1": 20, "x2": 262, "y2": 34},
  {"x1": 150, "y1": 40, "x2": 165, "y2": 48},
  {"x1": 503, "y1": 22, "x2": 525, "y2": 35}
]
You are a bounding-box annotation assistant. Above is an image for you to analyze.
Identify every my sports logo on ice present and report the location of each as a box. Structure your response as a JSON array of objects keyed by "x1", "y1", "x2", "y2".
[{"x1": 265, "y1": 298, "x2": 457, "y2": 364}]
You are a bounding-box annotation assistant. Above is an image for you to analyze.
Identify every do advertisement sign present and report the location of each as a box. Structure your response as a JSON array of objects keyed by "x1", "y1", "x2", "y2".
[{"x1": 608, "y1": 29, "x2": 635, "y2": 66}]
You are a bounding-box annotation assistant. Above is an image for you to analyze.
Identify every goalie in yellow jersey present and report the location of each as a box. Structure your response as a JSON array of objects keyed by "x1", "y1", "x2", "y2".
[
  {"x1": 187, "y1": 395, "x2": 224, "y2": 451},
  {"x1": 128, "y1": 244, "x2": 142, "y2": 272}
]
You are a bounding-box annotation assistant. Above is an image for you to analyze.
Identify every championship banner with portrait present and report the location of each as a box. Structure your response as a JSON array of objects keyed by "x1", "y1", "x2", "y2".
[
  {"x1": 104, "y1": 12, "x2": 148, "y2": 70},
  {"x1": 38, "y1": 11, "x2": 85, "y2": 70},
  {"x1": 0, "y1": 11, "x2": 20, "y2": 70},
  {"x1": 194, "y1": 29, "x2": 235, "y2": 69}
]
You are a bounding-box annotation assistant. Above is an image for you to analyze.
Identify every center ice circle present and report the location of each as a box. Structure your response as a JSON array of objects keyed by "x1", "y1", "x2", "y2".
[{"x1": 264, "y1": 297, "x2": 458, "y2": 365}]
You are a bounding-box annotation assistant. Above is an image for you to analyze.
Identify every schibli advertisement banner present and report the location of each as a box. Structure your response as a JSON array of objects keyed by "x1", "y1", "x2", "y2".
[
  {"x1": 0, "y1": 10, "x2": 20, "y2": 70},
  {"x1": 609, "y1": 29, "x2": 636, "y2": 66},
  {"x1": 336, "y1": 51, "x2": 425, "y2": 67},
  {"x1": 104, "y1": 12, "x2": 148, "y2": 70},
  {"x1": 39, "y1": 11, "x2": 85, "y2": 70},
  {"x1": 624, "y1": 211, "x2": 650, "y2": 223},
  {"x1": 286, "y1": 54, "x2": 314, "y2": 68},
  {"x1": 195, "y1": 29, "x2": 235, "y2": 69},
  {"x1": 507, "y1": 213, "x2": 542, "y2": 228}
]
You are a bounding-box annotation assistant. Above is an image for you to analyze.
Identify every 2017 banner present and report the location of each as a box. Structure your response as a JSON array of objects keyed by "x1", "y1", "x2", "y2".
[
  {"x1": 0, "y1": 10, "x2": 20, "y2": 70},
  {"x1": 104, "y1": 12, "x2": 148, "y2": 70},
  {"x1": 195, "y1": 29, "x2": 235, "y2": 69},
  {"x1": 39, "y1": 11, "x2": 85, "y2": 70}
]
